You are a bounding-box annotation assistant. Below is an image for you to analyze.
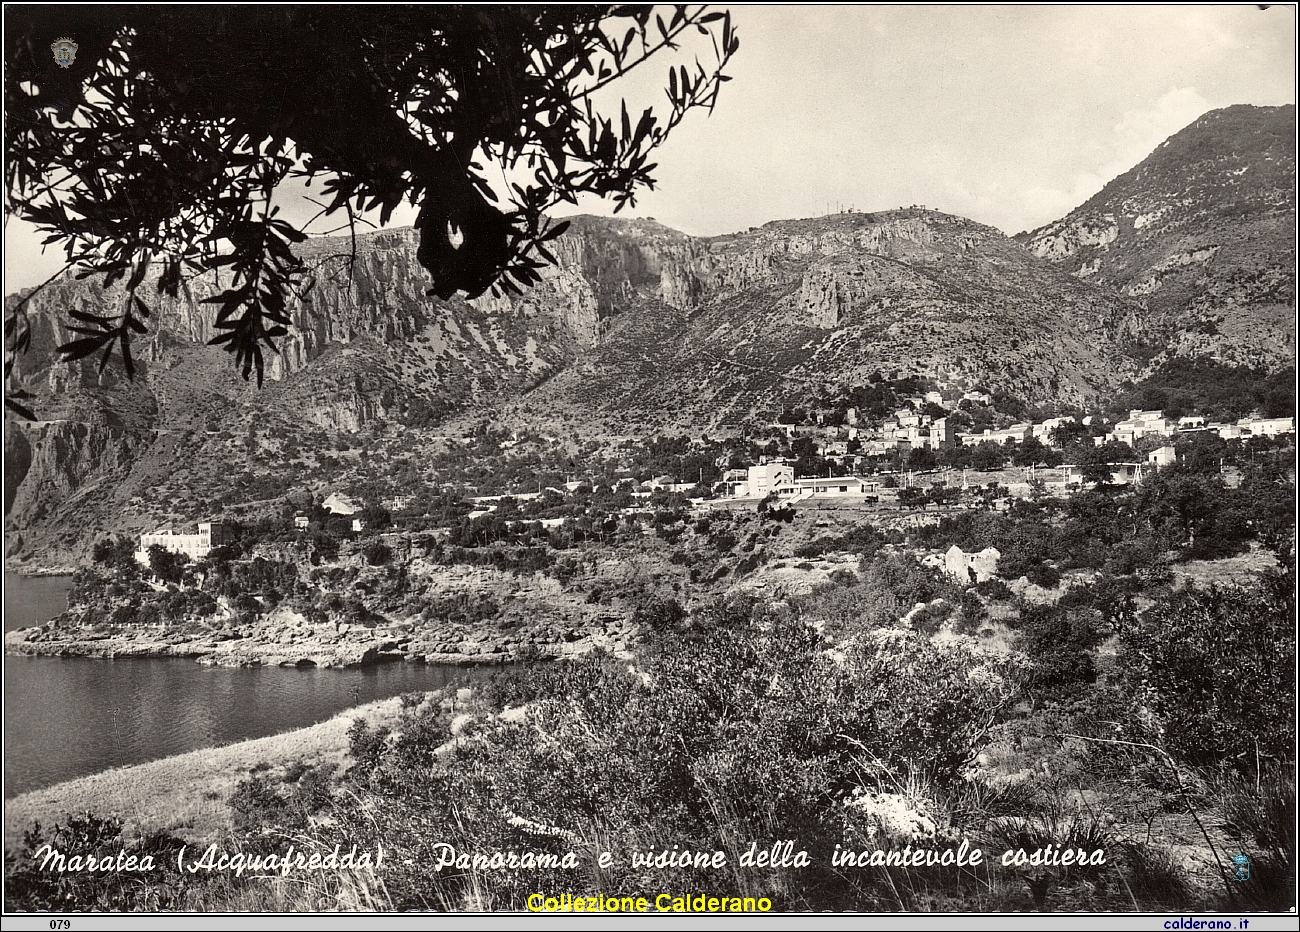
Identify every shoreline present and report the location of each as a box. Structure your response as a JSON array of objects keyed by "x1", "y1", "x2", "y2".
[
  {"x1": 3, "y1": 694, "x2": 417, "y2": 851},
  {"x1": 4, "y1": 565, "x2": 77, "y2": 578},
  {"x1": 3, "y1": 633, "x2": 527, "y2": 668},
  {"x1": 4, "y1": 591, "x2": 633, "y2": 668}
]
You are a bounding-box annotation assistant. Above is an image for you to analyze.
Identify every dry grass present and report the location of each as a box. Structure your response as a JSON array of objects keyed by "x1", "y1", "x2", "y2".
[
  {"x1": 1171, "y1": 544, "x2": 1278, "y2": 587},
  {"x1": 4, "y1": 695, "x2": 411, "y2": 851}
]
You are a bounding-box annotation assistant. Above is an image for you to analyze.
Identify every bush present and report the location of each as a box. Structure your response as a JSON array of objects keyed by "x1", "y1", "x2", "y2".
[
  {"x1": 974, "y1": 577, "x2": 1013, "y2": 601},
  {"x1": 1215, "y1": 765, "x2": 1296, "y2": 911},
  {"x1": 229, "y1": 762, "x2": 338, "y2": 844},
  {"x1": 631, "y1": 597, "x2": 686, "y2": 637},
  {"x1": 1016, "y1": 603, "x2": 1104, "y2": 693},
  {"x1": 1024, "y1": 562, "x2": 1061, "y2": 590},
  {"x1": 4, "y1": 812, "x2": 188, "y2": 911},
  {"x1": 361, "y1": 540, "x2": 392, "y2": 566},
  {"x1": 1121, "y1": 571, "x2": 1295, "y2": 771}
]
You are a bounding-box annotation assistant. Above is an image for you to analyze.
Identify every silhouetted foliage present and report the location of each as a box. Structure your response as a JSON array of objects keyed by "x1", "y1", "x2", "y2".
[{"x1": 5, "y1": 5, "x2": 738, "y2": 405}]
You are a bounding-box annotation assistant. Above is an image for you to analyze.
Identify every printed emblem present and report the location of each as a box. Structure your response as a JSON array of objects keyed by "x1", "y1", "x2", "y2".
[
  {"x1": 51, "y1": 37, "x2": 78, "y2": 69},
  {"x1": 1231, "y1": 852, "x2": 1250, "y2": 882}
]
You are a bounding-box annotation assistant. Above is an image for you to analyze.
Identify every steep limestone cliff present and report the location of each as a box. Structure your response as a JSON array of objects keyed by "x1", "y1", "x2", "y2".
[
  {"x1": 1022, "y1": 104, "x2": 1296, "y2": 367},
  {"x1": 0, "y1": 202, "x2": 1194, "y2": 566},
  {"x1": 516, "y1": 209, "x2": 1146, "y2": 430}
]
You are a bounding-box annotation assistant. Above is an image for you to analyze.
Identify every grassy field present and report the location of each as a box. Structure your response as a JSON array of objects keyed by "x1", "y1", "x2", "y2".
[
  {"x1": 1170, "y1": 543, "x2": 1279, "y2": 587},
  {"x1": 4, "y1": 695, "x2": 411, "y2": 851}
]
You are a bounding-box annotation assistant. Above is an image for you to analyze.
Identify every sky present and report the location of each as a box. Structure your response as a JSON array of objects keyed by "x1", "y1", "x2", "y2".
[{"x1": 5, "y1": 4, "x2": 1296, "y2": 293}]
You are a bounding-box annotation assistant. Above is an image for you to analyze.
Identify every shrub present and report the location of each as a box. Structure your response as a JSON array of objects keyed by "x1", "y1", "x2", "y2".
[
  {"x1": 361, "y1": 540, "x2": 392, "y2": 566},
  {"x1": 1024, "y1": 562, "x2": 1061, "y2": 590},
  {"x1": 4, "y1": 812, "x2": 188, "y2": 911},
  {"x1": 974, "y1": 577, "x2": 1013, "y2": 601},
  {"x1": 631, "y1": 597, "x2": 686, "y2": 637},
  {"x1": 1121, "y1": 571, "x2": 1295, "y2": 771},
  {"x1": 1016, "y1": 603, "x2": 1104, "y2": 693},
  {"x1": 1215, "y1": 765, "x2": 1296, "y2": 911},
  {"x1": 229, "y1": 762, "x2": 338, "y2": 844}
]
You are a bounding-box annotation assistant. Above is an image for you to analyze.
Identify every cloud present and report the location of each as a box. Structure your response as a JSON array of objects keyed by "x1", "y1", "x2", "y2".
[
  {"x1": 987, "y1": 87, "x2": 1213, "y2": 233},
  {"x1": 1108, "y1": 87, "x2": 1213, "y2": 172}
]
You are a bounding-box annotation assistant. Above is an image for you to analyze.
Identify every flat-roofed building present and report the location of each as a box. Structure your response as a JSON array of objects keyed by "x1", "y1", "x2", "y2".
[
  {"x1": 745, "y1": 462, "x2": 794, "y2": 497},
  {"x1": 136, "y1": 521, "x2": 232, "y2": 565},
  {"x1": 773, "y1": 475, "x2": 881, "y2": 498}
]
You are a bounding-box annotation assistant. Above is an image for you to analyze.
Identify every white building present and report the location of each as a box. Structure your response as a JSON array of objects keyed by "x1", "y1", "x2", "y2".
[
  {"x1": 1147, "y1": 446, "x2": 1177, "y2": 468},
  {"x1": 136, "y1": 522, "x2": 232, "y2": 566},
  {"x1": 943, "y1": 545, "x2": 1001, "y2": 584},
  {"x1": 1239, "y1": 416, "x2": 1295, "y2": 438},
  {"x1": 745, "y1": 462, "x2": 794, "y2": 497},
  {"x1": 1062, "y1": 463, "x2": 1143, "y2": 487},
  {"x1": 773, "y1": 476, "x2": 881, "y2": 498},
  {"x1": 1110, "y1": 409, "x2": 1176, "y2": 445},
  {"x1": 323, "y1": 492, "x2": 360, "y2": 515},
  {"x1": 1032, "y1": 416, "x2": 1076, "y2": 443},
  {"x1": 960, "y1": 424, "x2": 1032, "y2": 447}
]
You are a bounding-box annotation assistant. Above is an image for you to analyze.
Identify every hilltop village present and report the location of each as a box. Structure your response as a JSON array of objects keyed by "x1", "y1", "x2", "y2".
[{"x1": 8, "y1": 357, "x2": 1293, "y2": 673}]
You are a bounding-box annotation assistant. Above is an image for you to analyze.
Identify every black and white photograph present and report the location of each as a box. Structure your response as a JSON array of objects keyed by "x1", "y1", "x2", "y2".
[{"x1": 3, "y1": 4, "x2": 1296, "y2": 920}]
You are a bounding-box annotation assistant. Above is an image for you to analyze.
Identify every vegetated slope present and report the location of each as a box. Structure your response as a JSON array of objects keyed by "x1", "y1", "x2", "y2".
[
  {"x1": 6, "y1": 206, "x2": 1149, "y2": 565},
  {"x1": 4, "y1": 224, "x2": 607, "y2": 564},
  {"x1": 1022, "y1": 104, "x2": 1296, "y2": 366},
  {"x1": 517, "y1": 210, "x2": 1145, "y2": 432}
]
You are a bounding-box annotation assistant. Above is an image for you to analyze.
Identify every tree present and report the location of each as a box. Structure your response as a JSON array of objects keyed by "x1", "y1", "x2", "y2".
[
  {"x1": 4, "y1": 6, "x2": 739, "y2": 411},
  {"x1": 361, "y1": 540, "x2": 392, "y2": 566},
  {"x1": 357, "y1": 501, "x2": 393, "y2": 532},
  {"x1": 146, "y1": 544, "x2": 189, "y2": 585},
  {"x1": 91, "y1": 534, "x2": 137, "y2": 568},
  {"x1": 970, "y1": 440, "x2": 1006, "y2": 472},
  {"x1": 1122, "y1": 571, "x2": 1295, "y2": 773}
]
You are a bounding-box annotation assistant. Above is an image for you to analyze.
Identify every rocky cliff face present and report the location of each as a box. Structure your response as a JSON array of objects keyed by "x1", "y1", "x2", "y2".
[
  {"x1": 516, "y1": 209, "x2": 1146, "y2": 429},
  {"x1": 1022, "y1": 104, "x2": 1296, "y2": 366},
  {"x1": 10, "y1": 225, "x2": 596, "y2": 428},
  {"x1": 7, "y1": 205, "x2": 1145, "y2": 566},
  {"x1": 13, "y1": 206, "x2": 1141, "y2": 441},
  {"x1": 4, "y1": 420, "x2": 154, "y2": 561},
  {"x1": 10, "y1": 103, "x2": 1288, "y2": 564}
]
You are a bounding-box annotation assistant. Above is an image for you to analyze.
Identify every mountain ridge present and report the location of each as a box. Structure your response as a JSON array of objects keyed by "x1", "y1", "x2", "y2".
[
  {"x1": 4, "y1": 103, "x2": 1294, "y2": 566},
  {"x1": 1022, "y1": 103, "x2": 1296, "y2": 367}
]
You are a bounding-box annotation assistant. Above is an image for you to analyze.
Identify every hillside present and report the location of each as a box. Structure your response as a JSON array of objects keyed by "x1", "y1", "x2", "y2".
[
  {"x1": 8, "y1": 103, "x2": 1295, "y2": 566},
  {"x1": 5, "y1": 209, "x2": 1148, "y2": 565},
  {"x1": 1021, "y1": 103, "x2": 1296, "y2": 366},
  {"x1": 514, "y1": 209, "x2": 1144, "y2": 432}
]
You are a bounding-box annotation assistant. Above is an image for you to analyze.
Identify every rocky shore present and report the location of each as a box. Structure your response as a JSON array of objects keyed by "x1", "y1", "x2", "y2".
[{"x1": 4, "y1": 604, "x2": 638, "y2": 668}]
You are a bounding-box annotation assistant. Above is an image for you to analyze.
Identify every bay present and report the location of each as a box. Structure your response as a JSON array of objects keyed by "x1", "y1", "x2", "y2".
[
  {"x1": 3, "y1": 571, "x2": 74, "y2": 632},
  {"x1": 3, "y1": 572, "x2": 500, "y2": 796}
]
